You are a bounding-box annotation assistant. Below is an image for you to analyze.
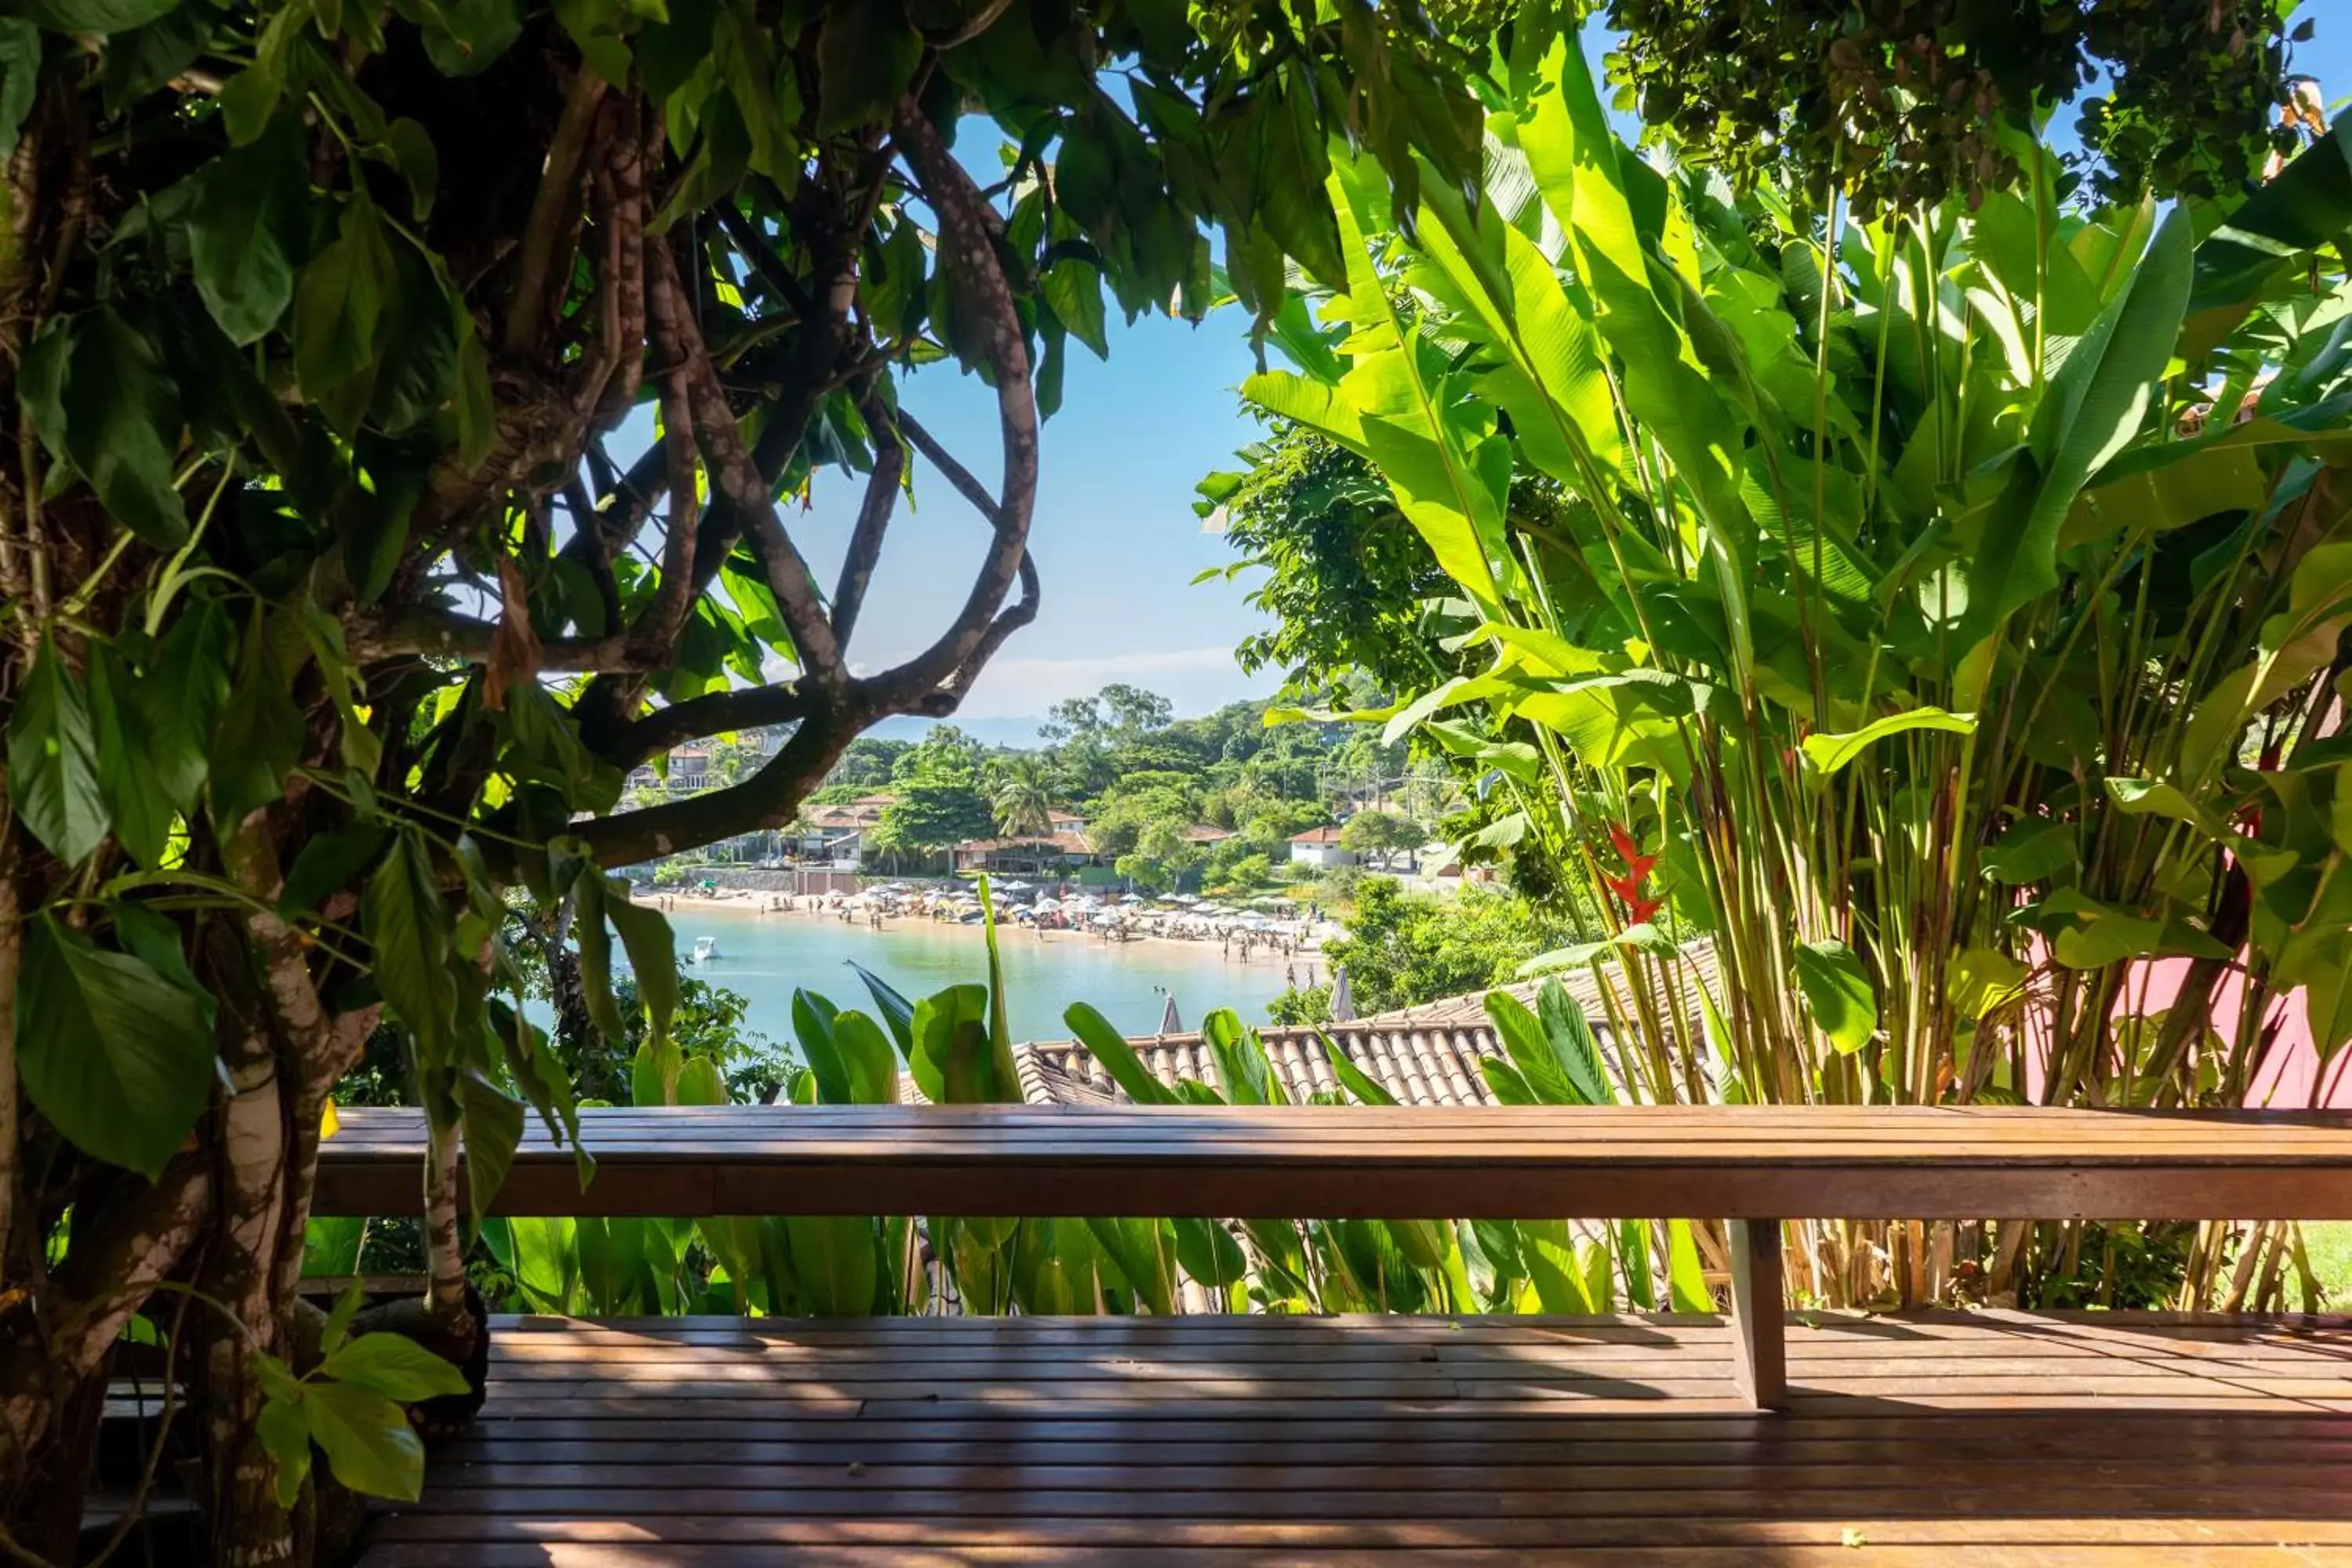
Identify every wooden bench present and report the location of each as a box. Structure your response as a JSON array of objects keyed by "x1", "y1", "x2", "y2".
[{"x1": 316, "y1": 1103, "x2": 2352, "y2": 1410}]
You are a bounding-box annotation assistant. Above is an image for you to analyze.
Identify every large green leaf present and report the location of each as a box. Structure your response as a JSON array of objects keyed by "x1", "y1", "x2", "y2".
[
  {"x1": 13, "y1": 0, "x2": 180, "y2": 35},
  {"x1": 1065, "y1": 1001, "x2": 1181, "y2": 1105},
  {"x1": 828, "y1": 1010, "x2": 902, "y2": 1105},
  {"x1": 601, "y1": 880, "x2": 676, "y2": 1047},
  {"x1": 2185, "y1": 114, "x2": 2352, "y2": 358},
  {"x1": 781, "y1": 1215, "x2": 879, "y2": 1316},
  {"x1": 6, "y1": 636, "x2": 108, "y2": 864},
  {"x1": 1801, "y1": 707, "x2": 1977, "y2": 776},
  {"x1": 909, "y1": 983, "x2": 1004, "y2": 1105},
  {"x1": 184, "y1": 114, "x2": 308, "y2": 344},
  {"x1": 1962, "y1": 212, "x2": 2192, "y2": 655},
  {"x1": 85, "y1": 645, "x2": 176, "y2": 869},
  {"x1": 322, "y1": 1334, "x2": 469, "y2": 1403},
  {"x1": 363, "y1": 834, "x2": 456, "y2": 1065},
  {"x1": 207, "y1": 611, "x2": 305, "y2": 829},
  {"x1": 1511, "y1": 32, "x2": 1755, "y2": 672},
  {"x1": 128, "y1": 599, "x2": 230, "y2": 815},
  {"x1": 293, "y1": 192, "x2": 397, "y2": 426},
  {"x1": 16, "y1": 912, "x2": 213, "y2": 1178},
  {"x1": 49, "y1": 309, "x2": 190, "y2": 549},
  {"x1": 303, "y1": 1381, "x2": 426, "y2": 1501},
  {"x1": 1791, "y1": 938, "x2": 1876, "y2": 1054}
]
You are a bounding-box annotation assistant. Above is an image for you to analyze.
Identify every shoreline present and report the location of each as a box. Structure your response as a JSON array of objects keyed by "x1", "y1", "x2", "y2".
[{"x1": 651, "y1": 891, "x2": 1309, "y2": 975}]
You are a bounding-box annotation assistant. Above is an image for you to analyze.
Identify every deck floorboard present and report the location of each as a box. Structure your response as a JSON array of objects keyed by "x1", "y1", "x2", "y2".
[{"x1": 357, "y1": 1310, "x2": 2352, "y2": 1565}]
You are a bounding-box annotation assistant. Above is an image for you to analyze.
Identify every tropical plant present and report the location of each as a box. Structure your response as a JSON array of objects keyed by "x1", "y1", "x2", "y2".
[
  {"x1": 0, "y1": 2, "x2": 1484, "y2": 1555},
  {"x1": 987, "y1": 752, "x2": 1060, "y2": 840},
  {"x1": 1242, "y1": 30, "x2": 2352, "y2": 1308}
]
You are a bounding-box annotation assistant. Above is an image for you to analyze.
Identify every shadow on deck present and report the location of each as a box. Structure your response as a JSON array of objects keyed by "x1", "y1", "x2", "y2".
[{"x1": 358, "y1": 1309, "x2": 2352, "y2": 1566}]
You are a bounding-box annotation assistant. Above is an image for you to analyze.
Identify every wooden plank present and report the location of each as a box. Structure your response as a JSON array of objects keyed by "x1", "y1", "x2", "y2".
[
  {"x1": 311, "y1": 1105, "x2": 2352, "y2": 1219},
  {"x1": 1726, "y1": 1218, "x2": 1784, "y2": 1410}
]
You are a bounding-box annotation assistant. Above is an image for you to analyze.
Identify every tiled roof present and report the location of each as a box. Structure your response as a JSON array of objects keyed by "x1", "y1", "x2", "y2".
[
  {"x1": 1290, "y1": 826, "x2": 1345, "y2": 844},
  {"x1": 953, "y1": 832, "x2": 1091, "y2": 854},
  {"x1": 1004, "y1": 942, "x2": 1720, "y2": 1109},
  {"x1": 1182, "y1": 824, "x2": 1238, "y2": 842}
]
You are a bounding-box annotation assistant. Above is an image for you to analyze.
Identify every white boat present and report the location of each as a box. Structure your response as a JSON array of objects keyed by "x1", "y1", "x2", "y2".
[{"x1": 691, "y1": 935, "x2": 721, "y2": 964}]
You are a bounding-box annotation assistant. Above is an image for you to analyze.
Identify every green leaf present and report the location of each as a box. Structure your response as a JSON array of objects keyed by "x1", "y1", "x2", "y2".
[
  {"x1": 1963, "y1": 212, "x2": 2193, "y2": 653},
  {"x1": 0, "y1": 21, "x2": 42, "y2": 162},
  {"x1": 814, "y1": 0, "x2": 919, "y2": 136},
  {"x1": 2185, "y1": 116, "x2": 2352, "y2": 358},
  {"x1": 1665, "y1": 1218, "x2": 1711, "y2": 1312},
  {"x1": 1801, "y1": 707, "x2": 1977, "y2": 775},
  {"x1": 601, "y1": 880, "x2": 676, "y2": 1047},
  {"x1": 792, "y1": 988, "x2": 848, "y2": 1104},
  {"x1": 461, "y1": 1067, "x2": 525, "y2": 1229},
  {"x1": 829, "y1": 1010, "x2": 902, "y2": 1105},
  {"x1": 363, "y1": 834, "x2": 456, "y2": 1066},
  {"x1": 281, "y1": 822, "x2": 391, "y2": 917},
  {"x1": 184, "y1": 114, "x2": 308, "y2": 345},
  {"x1": 1064, "y1": 1001, "x2": 1181, "y2": 1105},
  {"x1": 17, "y1": 913, "x2": 212, "y2": 1178},
  {"x1": 1536, "y1": 979, "x2": 1613, "y2": 1106},
  {"x1": 303, "y1": 1381, "x2": 426, "y2": 1501},
  {"x1": 1792, "y1": 938, "x2": 1876, "y2": 1054},
  {"x1": 59, "y1": 308, "x2": 190, "y2": 548},
  {"x1": 781, "y1": 1214, "x2": 879, "y2": 1316},
  {"x1": 207, "y1": 611, "x2": 305, "y2": 829},
  {"x1": 7, "y1": 636, "x2": 108, "y2": 865},
  {"x1": 1173, "y1": 1216, "x2": 1247, "y2": 1289},
  {"x1": 1040, "y1": 257, "x2": 1109, "y2": 359},
  {"x1": 909, "y1": 983, "x2": 1004, "y2": 1105},
  {"x1": 570, "y1": 873, "x2": 625, "y2": 1046},
  {"x1": 129, "y1": 599, "x2": 230, "y2": 815},
  {"x1": 1980, "y1": 816, "x2": 2074, "y2": 884},
  {"x1": 851, "y1": 962, "x2": 920, "y2": 1060},
  {"x1": 322, "y1": 1333, "x2": 469, "y2": 1403},
  {"x1": 12, "y1": 0, "x2": 180, "y2": 34},
  {"x1": 1321, "y1": 1036, "x2": 1397, "y2": 1106},
  {"x1": 293, "y1": 192, "x2": 397, "y2": 428},
  {"x1": 255, "y1": 1394, "x2": 311, "y2": 1509},
  {"x1": 85, "y1": 645, "x2": 176, "y2": 869}
]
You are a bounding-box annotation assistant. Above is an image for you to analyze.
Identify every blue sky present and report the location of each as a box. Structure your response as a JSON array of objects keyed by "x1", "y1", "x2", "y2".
[{"x1": 757, "y1": 5, "x2": 2352, "y2": 732}]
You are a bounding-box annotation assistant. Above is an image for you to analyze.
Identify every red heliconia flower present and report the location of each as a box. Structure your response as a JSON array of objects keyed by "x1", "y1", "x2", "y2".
[
  {"x1": 1606, "y1": 821, "x2": 1658, "y2": 883},
  {"x1": 1601, "y1": 821, "x2": 1664, "y2": 925}
]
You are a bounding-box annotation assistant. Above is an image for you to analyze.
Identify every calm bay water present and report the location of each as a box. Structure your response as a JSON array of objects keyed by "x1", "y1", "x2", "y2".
[{"x1": 666, "y1": 906, "x2": 1290, "y2": 1055}]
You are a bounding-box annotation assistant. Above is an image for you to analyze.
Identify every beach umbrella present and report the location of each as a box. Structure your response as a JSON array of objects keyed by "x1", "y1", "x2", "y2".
[
  {"x1": 1159, "y1": 993, "x2": 1183, "y2": 1033},
  {"x1": 1330, "y1": 964, "x2": 1356, "y2": 1021}
]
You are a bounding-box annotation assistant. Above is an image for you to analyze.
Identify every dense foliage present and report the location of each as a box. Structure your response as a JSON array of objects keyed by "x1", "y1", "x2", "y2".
[
  {"x1": 0, "y1": 2, "x2": 1483, "y2": 1558},
  {"x1": 1603, "y1": 0, "x2": 2315, "y2": 209},
  {"x1": 1244, "y1": 31, "x2": 2352, "y2": 1308}
]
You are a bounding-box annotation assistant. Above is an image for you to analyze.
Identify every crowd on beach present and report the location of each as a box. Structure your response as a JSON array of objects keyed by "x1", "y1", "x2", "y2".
[{"x1": 646, "y1": 878, "x2": 1334, "y2": 962}]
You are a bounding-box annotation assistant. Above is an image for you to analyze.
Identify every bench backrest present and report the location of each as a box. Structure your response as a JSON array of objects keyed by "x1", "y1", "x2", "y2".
[{"x1": 312, "y1": 1104, "x2": 2352, "y2": 1221}]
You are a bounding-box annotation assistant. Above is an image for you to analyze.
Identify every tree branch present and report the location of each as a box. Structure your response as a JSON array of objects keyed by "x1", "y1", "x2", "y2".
[
  {"x1": 505, "y1": 67, "x2": 609, "y2": 358},
  {"x1": 571, "y1": 698, "x2": 861, "y2": 865},
  {"x1": 829, "y1": 403, "x2": 905, "y2": 652},
  {"x1": 633, "y1": 230, "x2": 703, "y2": 655},
  {"x1": 865, "y1": 99, "x2": 1040, "y2": 705},
  {"x1": 605, "y1": 679, "x2": 818, "y2": 768},
  {"x1": 643, "y1": 233, "x2": 843, "y2": 679},
  {"x1": 344, "y1": 608, "x2": 650, "y2": 673}
]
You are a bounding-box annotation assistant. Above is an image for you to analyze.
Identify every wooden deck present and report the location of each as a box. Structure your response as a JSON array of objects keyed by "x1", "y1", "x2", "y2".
[{"x1": 357, "y1": 1310, "x2": 2352, "y2": 1565}]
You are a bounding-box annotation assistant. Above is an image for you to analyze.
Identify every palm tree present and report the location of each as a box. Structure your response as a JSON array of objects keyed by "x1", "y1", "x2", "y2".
[{"x1": 989, "y1": 754, "x2": 1057, "y2": 840}]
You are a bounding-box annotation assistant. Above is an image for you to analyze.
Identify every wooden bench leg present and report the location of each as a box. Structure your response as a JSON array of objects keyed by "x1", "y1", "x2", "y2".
[{"x1": 1727, "y1": 1218, "x2": 1786, "y2": 1410}]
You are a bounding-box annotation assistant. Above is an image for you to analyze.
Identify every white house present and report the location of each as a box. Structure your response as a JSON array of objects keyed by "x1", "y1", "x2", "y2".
[{"x1": 1288, "y1": 826, "x2": 1353, "y2": 869}]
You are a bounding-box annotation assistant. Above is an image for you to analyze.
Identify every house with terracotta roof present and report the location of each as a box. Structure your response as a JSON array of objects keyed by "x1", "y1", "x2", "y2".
[
  {"x1": 795, "y1": 793, "x2": 894, "y2": 865},
  {"x1": 1288, "y1": 824, "x2": 1351, "y2": 868},
  {"x1": 949, "y1": 831, "x2": 1094, "y2": 874}
]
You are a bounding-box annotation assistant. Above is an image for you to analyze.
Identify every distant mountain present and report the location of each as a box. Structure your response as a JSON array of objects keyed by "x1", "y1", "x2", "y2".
[{"x1": 867, "y1": 713, "x2": 1052, "y2": 749}]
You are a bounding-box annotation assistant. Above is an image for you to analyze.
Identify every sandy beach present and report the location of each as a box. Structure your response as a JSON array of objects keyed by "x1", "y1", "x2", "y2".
[{"x1": 646, "y1": 888, "x2": 1309, "y2": 972}]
